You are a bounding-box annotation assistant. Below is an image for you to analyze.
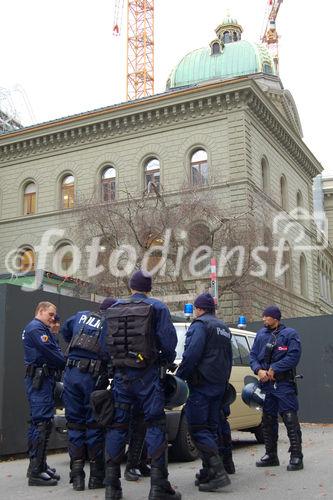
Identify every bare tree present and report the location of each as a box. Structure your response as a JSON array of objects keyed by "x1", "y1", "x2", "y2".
[{"x1": 71, "y1": 183, "x2": 261, "y2": 301}]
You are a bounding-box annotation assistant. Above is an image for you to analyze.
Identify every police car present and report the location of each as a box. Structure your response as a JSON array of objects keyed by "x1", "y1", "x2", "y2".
[{"x1": 54, "y1": 321, "x2": 263, "y2": 461}]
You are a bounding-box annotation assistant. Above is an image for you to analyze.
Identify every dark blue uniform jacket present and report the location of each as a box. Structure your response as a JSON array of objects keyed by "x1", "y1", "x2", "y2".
[
  {"x1": 22, "y1": 318, "x2": 65, "y2": 369},
  {"x1": 177, "y1": 313, "x2": 233, "y2": 387},
  {"x1": 61, "y1": 310, "x2": 109, "y2": 361},
  {"x1": 250, "y1": 324, "x2": 301, "y2": 377}
]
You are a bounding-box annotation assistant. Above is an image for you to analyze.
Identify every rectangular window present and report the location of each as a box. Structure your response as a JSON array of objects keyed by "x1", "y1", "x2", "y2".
[
  {"x1": 231, "y1": 336, "x2": 242, "y2": 366},
  {"x1": 146, "y1": 171, "x2": 160, "y2": 193},
  {"x1": 62, "y1": 185, "x2": 74, "y2": 209},
  {"x1": 174, "y1": 324, "x2": 188, "y2": 360},
  {"x1": 24, "y1": 193, "x2": 36, "y2": 215},
  {"x1": 234, "y1": 335, "x2": 251, "y2": 366},
  {"x1": 102, "y1": 179, "x2": 116, "y2": 202},
  {"x1": 192, "y1": 162, "x2": 208, "y2": 186}
]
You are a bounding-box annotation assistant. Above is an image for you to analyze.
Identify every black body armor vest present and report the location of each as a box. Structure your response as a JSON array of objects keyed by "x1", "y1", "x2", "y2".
[
  {"x1": 68, "y1": 313, "x2": 103, "y2": 355},
  {"x1": 193, "y1": 315, "x2": 232, "y2": 386},
  {"x1": 105, "y1": 299, "x2": 157, "y2": 369}
]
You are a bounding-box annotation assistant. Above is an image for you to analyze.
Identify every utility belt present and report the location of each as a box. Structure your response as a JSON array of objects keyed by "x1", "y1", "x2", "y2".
[
  {"x1": 25, "y1": 364, "x2": 58, "y2": 391},
  {"x1": 66, "y1": 357, "x2": 106, "y2": 377},
  {"x1": 274, "y1": 369, "x2": 295, "y2": 382},
  {"x1": 25, "y1": 364, "x2": 57, "y2": 378}
]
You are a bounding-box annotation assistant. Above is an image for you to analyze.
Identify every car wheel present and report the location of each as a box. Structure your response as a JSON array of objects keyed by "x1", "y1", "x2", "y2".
[
  {"x1": 253, "y1": 424, "x2": 264, "y2": 444},
  {"x1": 170, "y1": 414, "x2": 199, "y2": 462}
]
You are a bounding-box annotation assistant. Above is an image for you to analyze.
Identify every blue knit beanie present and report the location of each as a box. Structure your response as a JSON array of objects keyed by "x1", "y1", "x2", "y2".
[
  {"x1": 262, "y1": 305, "x2": 281, "y2": 320},
  {"x1": 129, "y1": 270, "x2": 152, "y2": 292},
  {"x1": 100, "y1": 297, "x2": 117, "y2": 311},
  {"x1": 194, "y1": 293, "x2": 216, "y2": 310}
]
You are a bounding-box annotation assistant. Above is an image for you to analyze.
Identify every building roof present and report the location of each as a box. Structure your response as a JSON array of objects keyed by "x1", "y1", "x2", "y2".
[
  {"x1": 167, "y1": 17, "x2": 276, "y2": 90},
  {"x1": 167, "y1": 41, "x2": 275, "y2": 89}
]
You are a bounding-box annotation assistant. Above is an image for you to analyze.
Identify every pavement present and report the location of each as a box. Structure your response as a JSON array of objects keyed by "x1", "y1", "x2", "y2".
[{"x1": 0, "y1": 424, "x2": 332, "y2": 500}]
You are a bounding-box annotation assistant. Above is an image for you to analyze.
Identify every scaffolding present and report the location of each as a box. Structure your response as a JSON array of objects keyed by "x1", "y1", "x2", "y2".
[{"x1": 0, "y1": 87, "x2": 22, "y2": 134}]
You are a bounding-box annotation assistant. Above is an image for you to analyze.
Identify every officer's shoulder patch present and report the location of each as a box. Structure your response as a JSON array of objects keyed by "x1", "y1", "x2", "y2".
[{"x1": 40, "y1": 334, "x2": 49, "y2": 343}]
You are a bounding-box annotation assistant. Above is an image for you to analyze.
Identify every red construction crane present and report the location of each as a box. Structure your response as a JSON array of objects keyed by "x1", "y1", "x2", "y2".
[
  {"x1": 113, "y1": 0, "x2": 154, "y2": 101},
  {"x1": 261, "y1": 0, "x2": 283, "y2": 74}
]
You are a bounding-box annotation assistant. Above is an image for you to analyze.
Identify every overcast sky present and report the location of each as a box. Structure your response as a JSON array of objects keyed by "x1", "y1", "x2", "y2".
[{"x1": 1, "y1": 0, "x2": 332, "y2": 174}]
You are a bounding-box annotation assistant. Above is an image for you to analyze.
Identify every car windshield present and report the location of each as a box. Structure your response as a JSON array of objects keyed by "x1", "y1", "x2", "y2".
[{"x1": 174, "y1": 324, "x2": 188, "y2": 360}]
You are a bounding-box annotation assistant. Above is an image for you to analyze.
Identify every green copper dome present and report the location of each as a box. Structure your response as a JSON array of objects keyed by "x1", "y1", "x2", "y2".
[
  {"x1": 166, "y1": 18, "x2": 276, "y2": 90},
  {"x1": 221, "y1": 15, "x2": 239, "y2": 26}
]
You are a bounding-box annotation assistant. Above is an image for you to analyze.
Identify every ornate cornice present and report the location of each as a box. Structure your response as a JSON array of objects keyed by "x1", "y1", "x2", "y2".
[
  {"x1": 0, "y1": 81, "x2": 322, "y2": 180},
  {"x1": 246, "y1": 91, "x2": 321, "y2": 178},
  {"x1": 0, "y1": 92, "x2": 243, "y2": 164}
]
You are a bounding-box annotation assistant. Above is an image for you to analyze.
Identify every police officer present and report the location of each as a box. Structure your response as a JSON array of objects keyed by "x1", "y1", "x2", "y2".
[
  {"x1": 61, "y1": 297, "x2": 116, "y2": 491},
  {"x1": 249, "y1": 305, "x2": 303, "y2": 471},
  {"x1": 177, "y1": 293, "x2": 232, "y2": 492},
  {"x1": 23, "y1": 301, "x2": 65, "y2": 486},
  {"x1": 50, "y1": 314, "x2": 61, "y2": 335},
  {"x1": 104, "y1": 270, "x2": 181, "y2": 500}
]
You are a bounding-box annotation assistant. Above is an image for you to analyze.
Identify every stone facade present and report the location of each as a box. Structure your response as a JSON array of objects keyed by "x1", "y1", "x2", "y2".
[{"x1": 0, "y1": 74, "x2": 332, "y2": 321}]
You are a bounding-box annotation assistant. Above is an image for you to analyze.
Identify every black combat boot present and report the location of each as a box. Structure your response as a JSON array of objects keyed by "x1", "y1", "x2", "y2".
[
  {"x1": 42, "y1": 421, "x2": 60, "y2": 480},
  {"x1": 138, "y1": 460, "x2": 151, "y2": 477},
  {"x1": 125, "y1": 413, "x2": 147, "y2": 481},
  {"x1": 70, "y1": 459, "x2": 85, "y2": 491},
  {"x1": 148, "y1": 465, "x2": 181, "y2": 500},
  {"x1": 198, "y1": 455, "x2": 231, "y2": 492},
  {"x1": 28, "y1": 422, "x2": 58, "y2": 486},
  {"x1": 44, "y1": 464, "x2": 60, "y2": 481},
  {"x1": 256, "y1": 413, "x2": 280, "y2": 467},
  {"x1": 282, "y1": 412, "x2": 304, "y2": 471},
  {"x1": 194, "y1": 457, "x2": 209, "y2": 486},
  {"x1": 194, "y1": 467, "x2": 208, "y2": 486},
  {"x1": 138, "y1": 444, "x2": 151, "y2": 477},
  {"x1": 222, "y1": 452, "x2": 236, "y2": 475},
  {"x1": 88, "y1": 458, "x2": 105, "y2": 489},
  {"x1": 27, "y1": 461, "x2": 60, "y2": 481},
  {"x1": 105, "y1": 463, "x2": 123, "y2": 500},
  {"x1": 219, "y1": 432, "x2": 235, "y2": 474}
]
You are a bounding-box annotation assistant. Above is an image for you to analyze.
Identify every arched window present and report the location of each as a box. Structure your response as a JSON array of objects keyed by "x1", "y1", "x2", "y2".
[
  {"x1": 261, "y1": 157, "x2": 269, "y2": 192},
  {"x1": 318, "y1": 258, "x2": 323, "y2": 297},
  {"x1": 223, "y1": 31, "x2": 232, "y2": 43},
  {"x1": 191, "y1": 149, "x2": 208, "y2": 186},
  {"x1": 18, "y1": 247, "x2": 35, "y2": 272},
  {"x1": 102, "y1": 166, "x2": 116, "y2": 202},
  {"x1": 211, "y1": 42, "x2": 221, "y2": 55},
  {"x1": 282, "y1": 243, "x2": 292, "y2": 290},
  {"x1": 61, "y1": 175, "x2": 74, "y2": 209},
  {"x1": 23, "y1": 182, "x2": 36, "y2": 215},
  {"x1": 300, "y1": 254, "x2": 308, "y2": 297},
  {"x1": 145, "y1": 158, "x2": 160, "y2": 193},
  {"x1": 280, "y1": 175, "x2": 288, "y2": 211},
  {"x1": 324, "y1": 263, "x2": 329, "y2": 301},
  {"x1": 54, "y1": 243, "x2": 74, "y2": 274},
  {"x1": 263, "y1": 63, "x2": 272, "y2": 74},
  {"x1": 296, "y1": 190, "x2": 304, "y2": 217},
  {"x1": 263, "y1": 227, "x2": 274, "y2": 280}
]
